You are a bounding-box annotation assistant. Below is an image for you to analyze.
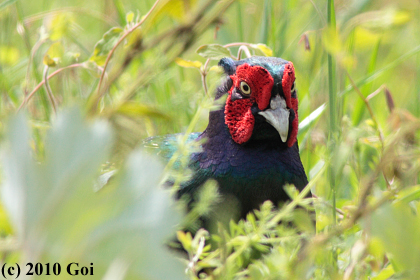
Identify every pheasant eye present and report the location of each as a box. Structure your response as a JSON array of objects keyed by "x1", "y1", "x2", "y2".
[{"x1": 240, "y1": 81, "x2": 251, "y2": 95}]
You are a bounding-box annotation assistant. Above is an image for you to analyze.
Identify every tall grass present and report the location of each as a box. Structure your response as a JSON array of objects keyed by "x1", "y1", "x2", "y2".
[
  {"x1": 327, "y1": 0, "x2": 339, "y2": 269},
  {"x1": 0, "y1": 0, "x2": 420, "y2": 279}
]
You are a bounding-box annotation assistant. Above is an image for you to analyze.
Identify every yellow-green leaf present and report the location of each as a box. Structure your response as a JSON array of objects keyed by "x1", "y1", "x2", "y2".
[
  {"x1": 371, "y1": 264, "x2": 395, "y2": 280},
  {"x1": 43, "y1": 54, "x2": 57, "y2": 67},
  {"x1": 177, "y1": 230, "x2": 192, "y2": 251},
  {"x1": 284, "y1": 184, "x2": 299, "y2": 199},
  {"x1": 251, "y1": 43, "x2": 273, "y2": 57},
  {"x1": 196, "y1": 44, "x2": 231, "y2": 60},
  {"x1": 46, "y1": 42, "x2": 64, "y2": 61},
  {"x1": 209, "y1": 65, "x2": 223, "y2": 73},
  {"x1": 126, "y1": 11, "x2": 134, "y2": 24},
  {"x1": 175, "y1": 57, "x2": 202, "y2": 69}
]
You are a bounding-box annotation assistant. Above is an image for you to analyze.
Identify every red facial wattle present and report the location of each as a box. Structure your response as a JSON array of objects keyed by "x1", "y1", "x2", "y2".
[
  {"x1": 224, "y1": 64, "x2": 274, "y2": 144},
  {"x1": 282, "y1": 62, "x2": 298, "y2": 147}
]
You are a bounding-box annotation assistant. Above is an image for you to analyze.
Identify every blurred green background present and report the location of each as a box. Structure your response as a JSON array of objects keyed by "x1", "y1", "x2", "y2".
[{"x1": 1, "y1": 0, "x2": 420, "y2": 279}]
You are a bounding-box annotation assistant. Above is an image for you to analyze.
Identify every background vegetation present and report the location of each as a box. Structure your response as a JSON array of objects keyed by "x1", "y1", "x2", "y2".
[{"x1": 1, "y1": 0, "x2": 420, "y2": 279}]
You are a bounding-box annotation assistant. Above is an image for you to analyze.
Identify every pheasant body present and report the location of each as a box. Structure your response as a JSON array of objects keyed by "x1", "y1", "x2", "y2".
[{"x1": 146, "y1": 56, "x2": 308, "y2": 226}]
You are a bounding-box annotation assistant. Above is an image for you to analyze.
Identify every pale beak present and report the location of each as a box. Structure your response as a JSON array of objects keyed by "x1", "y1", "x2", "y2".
[{"x1": 258, "y1": 95, "x2": 290, "y2": 142}]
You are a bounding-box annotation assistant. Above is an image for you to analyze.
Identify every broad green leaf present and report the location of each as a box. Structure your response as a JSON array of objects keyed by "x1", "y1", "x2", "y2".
[
  {"x1": 90, "y1": 27, "x2": 123, "y2": 66},
  {"x1": 0, "y1": 108, "x2": 184, "y2": 279},
  {"x1": 1, "y1": 113, "x2": 31, "y2": 236},
  {"x1": 197, "y1": 44, "x2": 232, "y2": 60},
  {"x1": 175, "y1": 57, "x2": 202, "y2": 69},
  {"x1": 92, "y1": 150, "x2": 184, "y2": 280}
]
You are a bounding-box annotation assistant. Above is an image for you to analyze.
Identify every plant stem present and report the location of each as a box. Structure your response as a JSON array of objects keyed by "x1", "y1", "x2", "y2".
[
  {"x1": 18, "y1": 64, "x2": 86, "y2": 112},
  {"x1": 327, "y1": 0, "x2": 337, "y2": 220},
  {"x1": 93, "y1": 0, "x2": 162, "y2": 111},
  {"x1": 43, "y1": 66, "x2": 57, "y2": 115},
  {"x1": 327, "y1": 0, "x2": 338, "y2": 269}
]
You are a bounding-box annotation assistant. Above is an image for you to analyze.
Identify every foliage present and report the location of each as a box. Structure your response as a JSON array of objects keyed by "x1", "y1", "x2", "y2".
[{"x1": 0, "y1": 0, "x2": 420, "y2": 279}]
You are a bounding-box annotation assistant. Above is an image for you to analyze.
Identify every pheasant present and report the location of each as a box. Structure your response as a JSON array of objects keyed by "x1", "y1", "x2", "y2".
[{"x1": 145, "y1": 56, "x2": 308, "y2": 231}]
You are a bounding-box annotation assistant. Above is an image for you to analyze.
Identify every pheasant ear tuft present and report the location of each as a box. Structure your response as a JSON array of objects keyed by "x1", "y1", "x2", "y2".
[{"x1": 219, "y1": 57, "x2": 236, "y2": 75}]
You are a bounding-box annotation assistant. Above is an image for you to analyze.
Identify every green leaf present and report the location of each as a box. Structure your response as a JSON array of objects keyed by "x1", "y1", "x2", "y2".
[
  {"x1": 197, "y1": 44, "x2": 232, "y2": 60},
  {"x1": 284, "y1": 184, "x2": 299, "y2": 199},
  {"x1": 250, "y1": 43, "x2": 273, "y2": 57},
  {"x1": 209, "y1": 65, "x2": 222, "y2": 73},
  {"x1": 126, "y1": 11, "x2": 134, "y2": 24},
  {"x1": 175, "y1": 57, "x2": 202, "y2": 69},
  {"x1": 90, "y1": 27, "x2": 123, "y2": 66},
  {"x1": 177, "y1": 230, "x2": 193, "y2": 251},
  {"x1": 43, "y1": 42, "x2": 64, "y2": 67},
  {"x1": 43, "y1": 54, "x2": 57, "y2": 67},
  {"x1": 157, "y1": 0, "x2": 185, "y2": 21}
]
